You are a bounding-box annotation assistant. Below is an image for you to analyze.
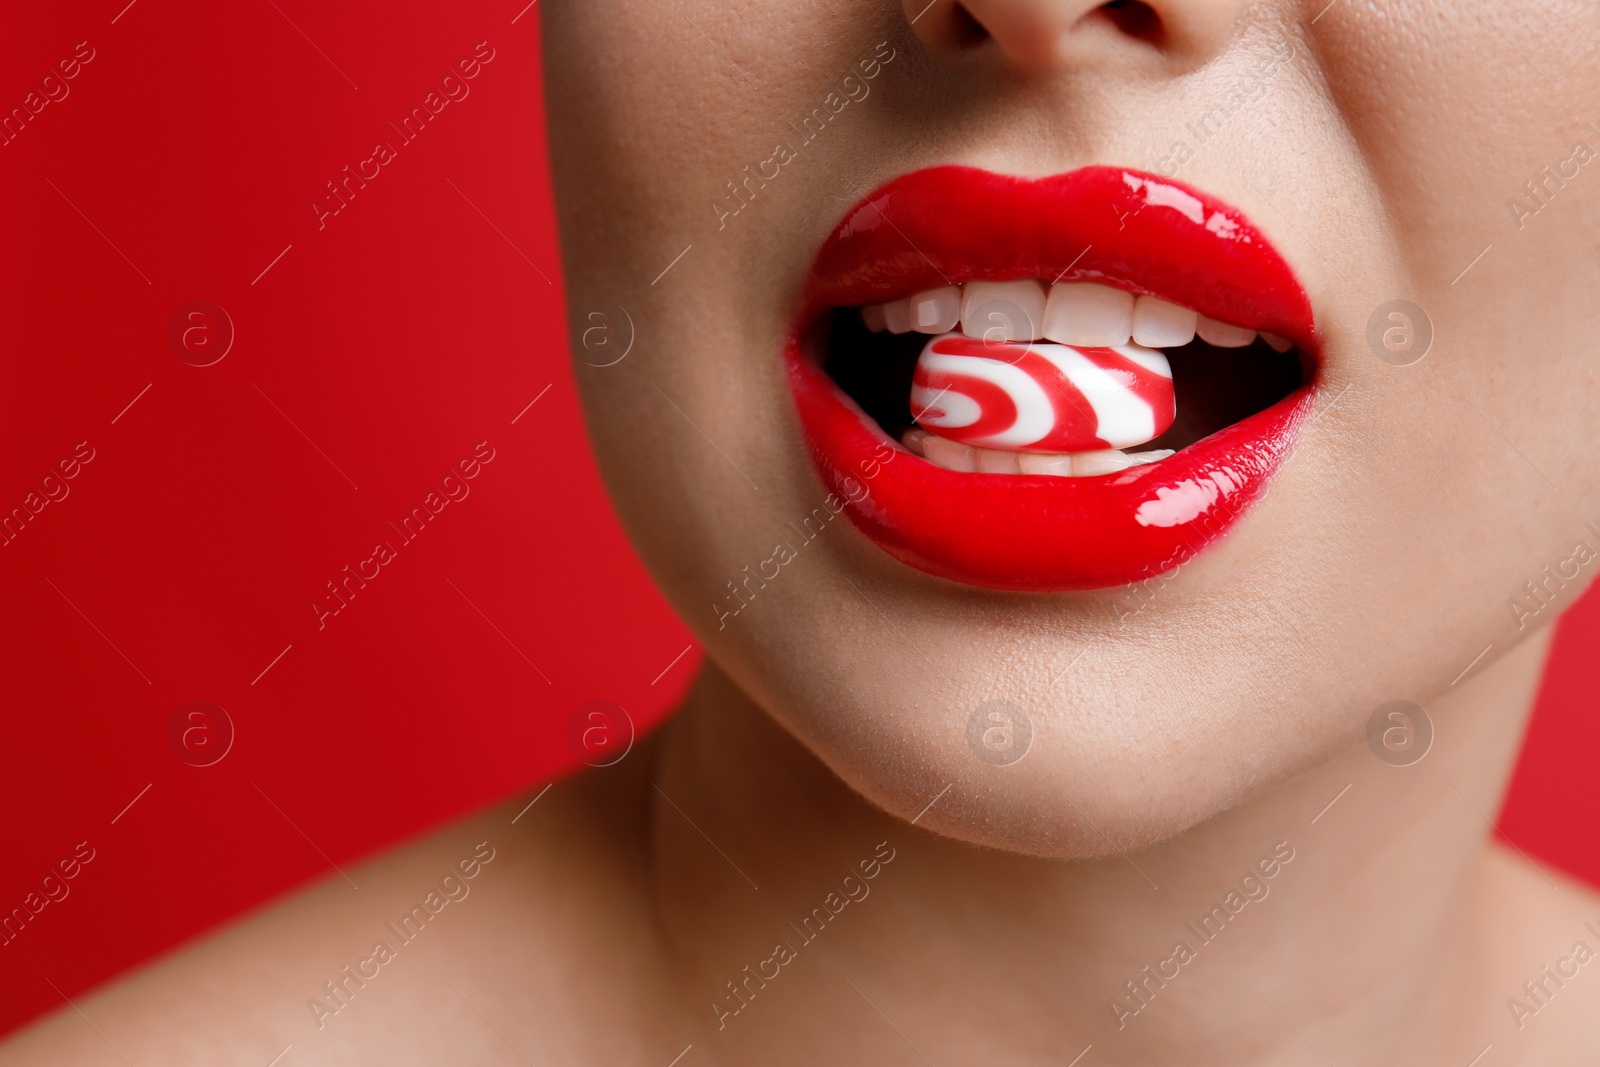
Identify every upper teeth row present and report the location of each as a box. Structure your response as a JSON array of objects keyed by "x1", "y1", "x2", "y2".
[{"x1": 861, "y1": 279, "x2": 1291, "y2": 352}]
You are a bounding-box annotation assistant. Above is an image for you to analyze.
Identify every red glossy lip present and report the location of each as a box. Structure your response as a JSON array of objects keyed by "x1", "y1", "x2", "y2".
[{"x1": 786, "y1": 165, "x2": 1319, "y2": 592}]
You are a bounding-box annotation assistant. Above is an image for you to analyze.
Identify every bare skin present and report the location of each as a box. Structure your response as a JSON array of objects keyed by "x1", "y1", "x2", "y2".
[
  {"x1": 7, "y1": 624, "x2": 1599, "y2": 1064},
  {"x1": 9, "y1": 1, "x2": 1600, "y2": 1060}
]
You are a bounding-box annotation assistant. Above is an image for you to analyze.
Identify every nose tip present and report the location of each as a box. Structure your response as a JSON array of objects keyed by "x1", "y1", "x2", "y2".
[{"x1": 902, "y1": 0, "x2": 1238, "y2": 71}]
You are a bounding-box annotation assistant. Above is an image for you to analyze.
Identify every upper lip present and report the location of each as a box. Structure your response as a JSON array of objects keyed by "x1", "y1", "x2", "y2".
[{"x1": 798, "y1": 164, "x2": 1319, "y2": 361}]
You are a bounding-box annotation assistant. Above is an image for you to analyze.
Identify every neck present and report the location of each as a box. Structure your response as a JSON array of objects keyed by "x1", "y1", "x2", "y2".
[{"x1": 647, "y1": 629, "x2": 1552, "y2": 1062}]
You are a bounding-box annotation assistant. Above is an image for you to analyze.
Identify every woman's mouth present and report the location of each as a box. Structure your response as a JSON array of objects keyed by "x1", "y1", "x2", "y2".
[{"x1": 786, "y1": 165, "x2": 1321, "y2": 592}]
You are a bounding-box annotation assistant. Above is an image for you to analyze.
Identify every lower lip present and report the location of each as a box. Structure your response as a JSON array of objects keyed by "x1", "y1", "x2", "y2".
[{"x1": 787, "y1": 331, "x2": 1314, "y2": 591}]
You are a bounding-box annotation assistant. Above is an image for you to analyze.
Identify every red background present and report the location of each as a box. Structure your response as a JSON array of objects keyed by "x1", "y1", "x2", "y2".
[{"x1": 0, "y1": 0, "x2": 1593, "y2": 1038}]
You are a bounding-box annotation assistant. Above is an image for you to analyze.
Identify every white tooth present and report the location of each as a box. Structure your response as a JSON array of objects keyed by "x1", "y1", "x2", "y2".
[
  {"x1": 1070, "y1": 450, "x2": 1141, "y2": 476},
  {"x1": 910, "y1": 286, "x2": 962, "y2": 334},
  {"x1": 974, "y1": 446, "x2": 1021, "y2": 474},
  {"x1": 922, "y1": 435, "x2": 976, "y2": 472},
  {"x1": 925, "y1": 442, "x2": 1178, "y2": 478},
  {"x1": 1262, "y1": 332, "x2": 1292, "y2": 352},
  {"x1": 1131, "y1": 296, "x2": 1198, "y2": 348},
  {"x1": 884, "y1": 298, "x2": 913, "y2": 334},
  {"x1": 961, "y1": 279, "x2": 1046, "y2": 342},
  {"x1": 862, "y1": 304, "x2": 888, "y2": 333},
  {"x1": 1043, "y1": 283, "x2": 1134, "y2": 347},
  {"x1": 1018, "y1": 452, "x2": 1074, "y2": 478},
  {"x1": 1196, "y1": 315, "x2": 1256, "y2": 348}
]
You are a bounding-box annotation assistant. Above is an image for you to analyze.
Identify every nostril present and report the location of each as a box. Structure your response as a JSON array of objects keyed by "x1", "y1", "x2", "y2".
[
  {"x1": 1094, "y1": 0, "x2": 1164, "y2": 45},
  {"x1": 911, "y1": 0, "x2": 1167, "y2": 63}
]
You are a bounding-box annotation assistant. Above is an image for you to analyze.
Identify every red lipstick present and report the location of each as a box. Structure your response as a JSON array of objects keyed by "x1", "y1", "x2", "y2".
[{"x1": 786, "y1": 165, "x2": 1319, "y2": 591}]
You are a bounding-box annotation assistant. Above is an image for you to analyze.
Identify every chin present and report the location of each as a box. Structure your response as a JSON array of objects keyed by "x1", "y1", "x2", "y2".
[{"x1": 703, "y1": 574, "x2": 1352, "y2": 859}]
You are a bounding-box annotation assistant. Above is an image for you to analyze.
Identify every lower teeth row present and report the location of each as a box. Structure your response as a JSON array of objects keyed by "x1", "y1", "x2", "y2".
[{"x1": 902, "y1": 428, "x2": 1174, "y2": 478}]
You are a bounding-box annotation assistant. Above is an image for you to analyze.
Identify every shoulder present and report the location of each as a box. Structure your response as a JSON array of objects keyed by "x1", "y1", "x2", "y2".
[{"x1": 0, "y1": 759, "x2": 675, "y2": 1065}]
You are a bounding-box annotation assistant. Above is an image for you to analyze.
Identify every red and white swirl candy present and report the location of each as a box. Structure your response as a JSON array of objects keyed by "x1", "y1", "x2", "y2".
[{"x1": 910, "y1": 333, "x2": 1175, "y2": 453}]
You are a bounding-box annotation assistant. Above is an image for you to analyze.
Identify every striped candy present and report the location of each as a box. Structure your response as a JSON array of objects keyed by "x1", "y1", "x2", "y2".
[{"x1": 910, "y1": 333, "x2": 1175, "y2": 453}]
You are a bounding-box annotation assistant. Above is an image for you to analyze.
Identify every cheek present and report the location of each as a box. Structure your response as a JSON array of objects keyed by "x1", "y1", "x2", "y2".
[{"x1": 1303, "y1": 1, "x2": 1600, "y2": 651}]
